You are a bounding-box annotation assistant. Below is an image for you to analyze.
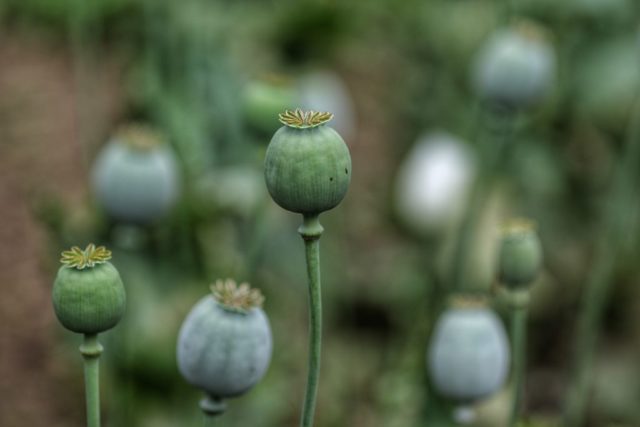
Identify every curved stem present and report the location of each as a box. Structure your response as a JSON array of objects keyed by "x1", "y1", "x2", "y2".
[
  {"x1": 80, "y1": 334, "x2": 103, "y2": 427},
  {"x1": 298, "y1": 214, "x2": 324, "y2": 427},
  {"x1": 509, "y1": 305, "x2": 528, "y2": 427}
]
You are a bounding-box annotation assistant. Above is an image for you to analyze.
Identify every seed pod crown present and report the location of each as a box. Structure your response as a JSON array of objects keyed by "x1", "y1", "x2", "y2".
[
  {"x1": 52, "y1": 244, "x2": 126, "y2": 334},
  {"x1": 264, "y1": 109, "x2": 351, "y2": 214}
]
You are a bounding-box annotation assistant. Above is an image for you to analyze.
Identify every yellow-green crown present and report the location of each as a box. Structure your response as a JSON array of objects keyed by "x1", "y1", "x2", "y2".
[
  {"x1": 116, "y1": 123, "x2": 163, "y2": 151},
  {"x1": 502, "y1": 217, "x2": 537, "y2": 236},
  {"x1": 60, "y1": 244, "x2": 112, "y2": 270},
  {"x1": 211, "y1": 279, "x2": 264, "y2": 312},
  {"x1": 279, "y1": 109, "x2": 333, "y2": 129}
]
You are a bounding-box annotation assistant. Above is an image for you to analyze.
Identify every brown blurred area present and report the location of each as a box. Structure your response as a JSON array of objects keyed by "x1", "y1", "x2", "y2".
[{"x1": 0, "y1": 29, "x2": 124, "y2": 426}]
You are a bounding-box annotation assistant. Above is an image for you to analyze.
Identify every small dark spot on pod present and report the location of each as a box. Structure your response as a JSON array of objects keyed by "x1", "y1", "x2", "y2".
[
  {"x1": 345, "y1": 168, "x2": 348, "y2": 174},
  {"x1": 330, "y1": 177, "x2": 334, "y2": 181}
]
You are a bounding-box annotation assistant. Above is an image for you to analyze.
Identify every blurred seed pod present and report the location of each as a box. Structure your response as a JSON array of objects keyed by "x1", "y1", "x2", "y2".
[
  {"x1": 297, "y1": 70, "x2": 356, "y2": 139},
  {"x1": 498, "y1": 219, "x2": 543, "y2": 290},
  {"x1": 92, "y1": 125, "x2": 180, "y2": 225},
  {"x1": 394, "y1": 131, "x2": 476, "y2": 236},
  {"x1": 177, "y1": 280, "x2": 272, "y2": 399},
  {"x1": 192, "y1": 165, "x2": 265, "y2": 219},
  {"x1": 242, "y1": 76, "x2": 297, "y2": 136},
  {"x1": 427, "y1": 298, "x2": 510, "y2": 407},
  {"x1": 574, "y1": 36, "x2": 640, "y2": 133},
  {"x1": 472, "y1": 22, "x2": 556, "y2": 109}
]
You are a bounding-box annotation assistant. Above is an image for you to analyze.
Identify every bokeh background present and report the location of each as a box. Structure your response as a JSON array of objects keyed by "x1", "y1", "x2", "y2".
[{"x1": 1, "y1": 0, "x2": 640, "y2": 426}]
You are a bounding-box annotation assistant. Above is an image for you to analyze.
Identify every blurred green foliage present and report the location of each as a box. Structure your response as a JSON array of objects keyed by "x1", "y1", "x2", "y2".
[{"x1": 3, "y1": 0, "x2": 640, "y2": 426}]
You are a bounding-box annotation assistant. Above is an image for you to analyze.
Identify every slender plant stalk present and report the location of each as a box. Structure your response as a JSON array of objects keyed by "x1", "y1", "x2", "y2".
[
  {"x1": 298, "y1": 214, "x2": 324, "y2": 427},
  {"x1": 204, "y1": 414, "x2": 216, "y2": 427},
  {"x1": 200, "y1": 395, "x2": 226, "y2": 426},
  {"x1": 509, "y1": 305, "x2": 528, "y2": 427},
  {"x1": 450, "y1": 106, "x2": 514, "y2": 292},
  {"x1": 564, "y1": 93, "x2": 640, "y2": 427},
  {"x1": 80, "y1": 334, "x2": 103, "y2": 427}
]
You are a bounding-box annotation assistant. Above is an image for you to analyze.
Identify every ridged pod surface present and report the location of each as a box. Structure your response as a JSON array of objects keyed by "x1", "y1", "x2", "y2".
[
  {"x1": 428, "y1": 305, "x2": 510, "y2": 403},
  {"x1": 264, "y1": 110, "x2": 351, "y2": 215},
  {"x1": 177, "y1": 294, "x2": 272, "y2": 398},
  {"x1": 53, "y1": 262, "x2": 126, "y2": 334}
]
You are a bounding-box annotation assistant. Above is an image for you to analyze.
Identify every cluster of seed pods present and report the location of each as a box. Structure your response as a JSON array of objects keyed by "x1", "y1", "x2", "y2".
[{"x1": 51, "y1": 17, "x2": 558, "y2": 427}]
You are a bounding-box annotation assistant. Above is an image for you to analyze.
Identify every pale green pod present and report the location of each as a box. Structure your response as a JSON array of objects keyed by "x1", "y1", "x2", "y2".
[
  {"x1": 52, "y1": 245, "x2": 125, "y2": 334},
  {"x1": 472, "y1": 22, "x2": 556, "y2": 109},
  {"x1": 428, "y1": 302, "x2": 510, "y2": 404},
  {"x1": 92, "y1": 125, "x2": 179, "y2": 224},
  {"x1": 498, "y1": 219, "x2": 543, "y2": 289},
  {"x1": 177, "y1": 280, "x2": 272, "y2": 399},
  {"x1": 264, "y1": 109, "x2": 351, "y2": 215},
  {"x1": 243, "y1": 78, "x2": 298, "y2": 135}
]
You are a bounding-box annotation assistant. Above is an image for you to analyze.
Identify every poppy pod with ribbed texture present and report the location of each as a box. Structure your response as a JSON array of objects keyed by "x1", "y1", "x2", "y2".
[
  {"x1": 177, "y1": 280, "x2": 272, "y2": 399},
  {"x1": 52, "y1": 244, "x2": 125, "y2": 334},
  {"x1": 264, "y1": 109, "x2": 351, "y2": 215}
]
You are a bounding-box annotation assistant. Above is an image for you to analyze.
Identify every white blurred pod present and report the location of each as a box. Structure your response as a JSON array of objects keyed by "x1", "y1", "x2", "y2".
[
  {"x1": 472, "y1": 22, "x2": 556, "y2": 109},
  {"x1": 428, "y1": 298, "x2": 510, "y2": 424},
  {"x1": 297, "y1": 70, "x2": 357, "y2": 139},
  {"x1": 92, "y1": 125, "x2": 180, "y2": 224},
  {"x1": 394, "y1": 131, "x2": 476, "y2": 236}
]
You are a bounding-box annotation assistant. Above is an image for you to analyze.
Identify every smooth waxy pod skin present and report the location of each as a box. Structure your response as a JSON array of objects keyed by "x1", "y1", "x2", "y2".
[
  {"x1": 264, "y1": 109, "x2": 351, "y2": 215},
  {"x1": 92, "y1": 124, "x2": 179, "y2": 224},
  {"x1": 498, "y1": 220, "x2": 543, "y2": 288},
  {"x1": 53, "y1": 245, "x2": 125, "y2": 334},
  {"x1": 428, "y1": 304, "x2": 510, "y2": 403},
  {"x1": 472, "y1": 22, "x2": 555, "y2": 109},
  {"x1": 177, "y1": 281, "x2": 272, "y2": 399}
]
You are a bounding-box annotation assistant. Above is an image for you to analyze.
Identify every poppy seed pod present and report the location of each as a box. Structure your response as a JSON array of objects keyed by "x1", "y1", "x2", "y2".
[
  {"x1": 92, "y1": 124, "x2": 179, "y2": 224},
  {"x1": 243, "y1": 77, "x2": 298, "y2": 135},
  {"x1": 177, "y1": 279, "x2": 272, "y2": 399},
  {"x1": 472, "y1": 21, "x2": 556, "y2": 109},
  {"x1": 264, "y1": 109, "x2": 351, "y2": 215},
  {"x1": 498, "y1": 219, "x2": 543, "y2": 289},
  {"x1": 52, "y1": 244, "x2": 126, "y2": 334},
  {"x1": 394, "y1": 131, "x2": 475, "y2": 234},
  {"x1": 428, "y1": 298, "x2": 510, "y2": 405}
]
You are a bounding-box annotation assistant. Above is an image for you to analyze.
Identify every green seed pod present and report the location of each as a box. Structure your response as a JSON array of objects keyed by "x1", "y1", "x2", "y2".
[
  {"x1": 177, "y1": 279, "x2": 272, "y2": 399},
  {"x1": 427, "y1": 296, "x2": 510, "y2": 405},
  {"x1": 498, "y1": 219, "x2": 543, "y2": 289},
  {"x1": 264, "y1": 109, "x2": 351, "y2": 215},
  {"x1": 52, "y1": 244, "x2": 126, "y2": 334}
]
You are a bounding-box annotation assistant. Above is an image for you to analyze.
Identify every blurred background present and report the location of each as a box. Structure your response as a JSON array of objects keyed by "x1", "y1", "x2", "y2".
[{"x1": 1, "y1": 0, "x2": 640, "y2": 426}]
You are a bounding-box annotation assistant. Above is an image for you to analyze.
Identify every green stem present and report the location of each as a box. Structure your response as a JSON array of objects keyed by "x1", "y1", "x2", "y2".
[
  {"x1": 200, "y1": 395, "x2": 226, "y2": 427},
  {"x1": 564, "y1": 92, "x2": 640, "y2": 427},
  {"x1": 80, "y1": 334, "x2": 103, "y2": 427},
  {"x1": 450, "y1": 106, "x2": 514, "y2": 292},
  {"x1": 509, "y1": 304, "x2": 528, "y2": 427},
  {"x1": 298, "y1": 214, "x2": 324, "y2": 427}
]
